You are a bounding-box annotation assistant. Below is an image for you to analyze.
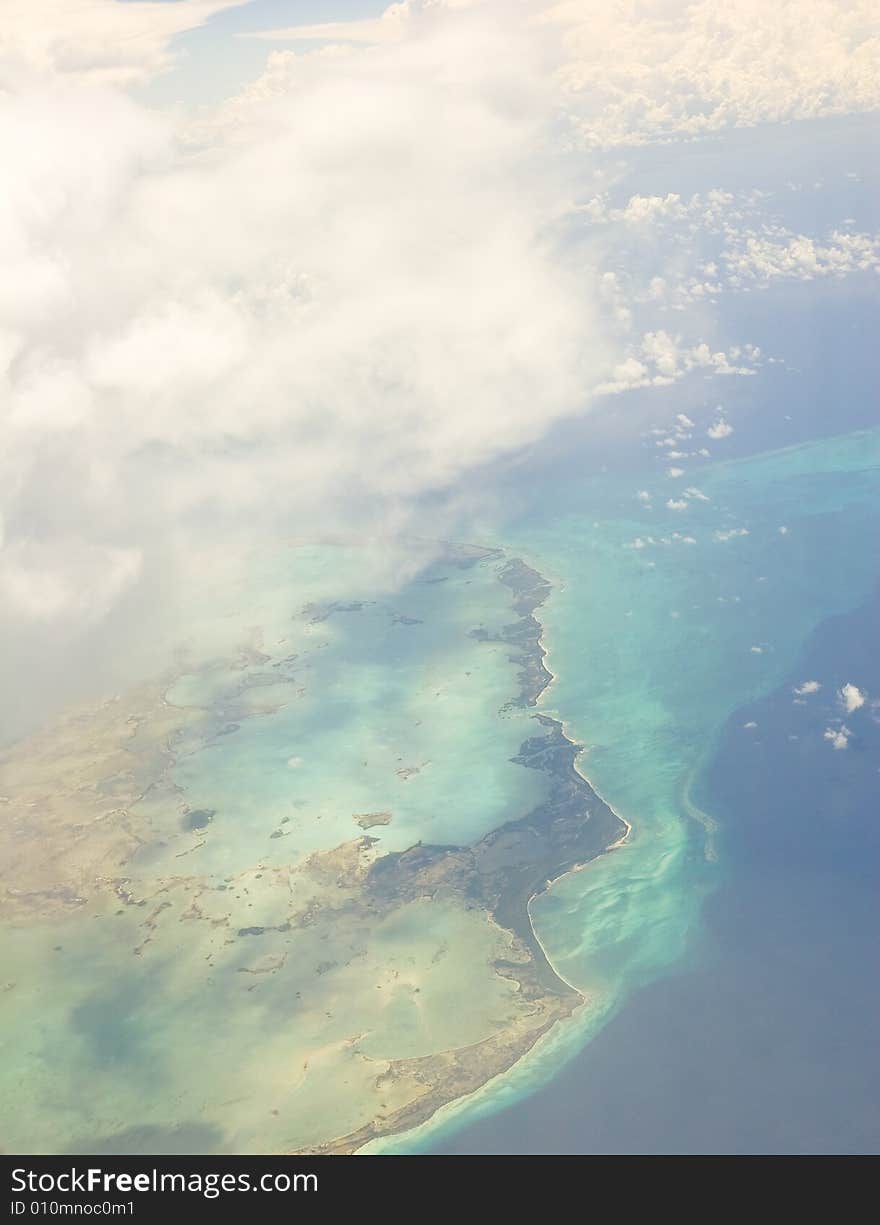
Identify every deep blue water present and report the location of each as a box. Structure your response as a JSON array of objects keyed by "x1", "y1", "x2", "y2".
[{"x1": 435, "y1": 584, "x2": 880, "y2": 1153}]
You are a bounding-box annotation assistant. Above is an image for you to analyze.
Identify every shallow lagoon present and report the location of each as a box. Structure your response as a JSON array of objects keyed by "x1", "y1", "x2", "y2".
[{"x1": 0, "y1": 545, "x2": 558, "y2": 1153}]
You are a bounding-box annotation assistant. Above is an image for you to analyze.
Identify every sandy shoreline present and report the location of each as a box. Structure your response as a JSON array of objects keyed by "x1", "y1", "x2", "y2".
[{"x1": 343, "y1": 548, "x2": 636, "y2": 1154}]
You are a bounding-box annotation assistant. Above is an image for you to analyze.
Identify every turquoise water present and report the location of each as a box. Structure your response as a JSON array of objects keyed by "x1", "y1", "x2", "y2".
[
  {"x1": 133, "y1": 544, "x2": 550, "y2": 885},
  {"x1": 374, "y1": 427, "x2": 880, "y2": 1151},
  {"x1": 4, "y1": 430, "x2": 878, "y2": 1153},
  {"x1": 526, "y1": 432, "x2": 880, "y2": 984},
  {"x1": 1, "y1": 542, "x2": 559, "y2": 1153}
]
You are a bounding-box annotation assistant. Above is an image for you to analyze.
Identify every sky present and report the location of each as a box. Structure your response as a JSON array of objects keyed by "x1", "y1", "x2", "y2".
[
  {"x1": 1, "y1": 0, "x2": 879, "y2": 739},
  {"x1": 133, "y1": 2, "x2": 386, "y2": 107}
]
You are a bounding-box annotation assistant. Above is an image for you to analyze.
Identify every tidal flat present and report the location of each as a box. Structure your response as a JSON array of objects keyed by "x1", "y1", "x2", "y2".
[{"x1": 0, "y1": 543, "x2": 623, "y2": 1154}]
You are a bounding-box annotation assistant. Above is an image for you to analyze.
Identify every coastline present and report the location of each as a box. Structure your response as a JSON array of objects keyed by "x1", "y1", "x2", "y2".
[
  {"x1": 314, "y1": 549, "x2": 633, "y2": 1154},
  {"x1": 1, "y1": 540, "x2": 634, "y2": 1157}
]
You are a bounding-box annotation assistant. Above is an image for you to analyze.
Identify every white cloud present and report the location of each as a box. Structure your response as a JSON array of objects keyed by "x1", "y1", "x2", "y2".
[
  {"x1": 597, "y1": 332, "x2": 758, "y2": 395},
  {"x1": 0, "y1": 539, "x2": 142, "y2": 625},
  {"x1": 708, "y1": 417, "x2": 734, "y2": 440},
  {"x1": 723, "y1": 228, "x2": 880, "y2": 288},
  {"x1": 840, "y1": 682, "x2": 867, "y2": 713},
  {"x1": 667, "y1": 467, "x2": 684, "y2": 478},
  {"x1": 824, "y1": 725, "x2": 851, "y2": 750},
  {"x1": 582, "y1": 185, "x2": 880, "y2": 305},
  {"x1": 1, "y1": 0, "x2": 619, "y2": 657},
  {"x1": 3, "y1": 0, "x2": 877, "y2": 734},
  {"x1": 256, "y1": 2, "x2": 880, "y2": 156},
  {"x1": 714, "y1": 527, "x2": 749, "y2": 541},
  {"x1": 794, "y1": 680, "x2": 821, "y2": 696},
  {"x1": 626, "y1": 530, "x2": 698, "y2": 549},
  {"x1": 539, "y1": 0, "x2": 880, "y2": 149}
]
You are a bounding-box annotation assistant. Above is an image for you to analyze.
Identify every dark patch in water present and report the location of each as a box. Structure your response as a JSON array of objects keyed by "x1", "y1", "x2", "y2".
[
  {"x1": 238, "y1": 922, "x2": 291, "y2": 937},
  {"x1": 301, "y1": 600, "x2": 367, "y2": 623},
  {"x1": 182, "y1": 808, "x2": 215, "y2": 831}
]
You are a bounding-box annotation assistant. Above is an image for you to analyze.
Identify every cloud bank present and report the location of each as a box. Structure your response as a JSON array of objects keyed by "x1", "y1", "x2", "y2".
[
  {"x1": 1, "y1": 1, "x2": 617, "y2": 711},
  {"x1": 2, "y1": 0, "x2": 878, "y2": 735},
  {"x1": 259, "y1": 1, "x2": 880, "y2": 150},
  {"x1": 541, "y1": 0, "x2": 880, "y2": 148}
]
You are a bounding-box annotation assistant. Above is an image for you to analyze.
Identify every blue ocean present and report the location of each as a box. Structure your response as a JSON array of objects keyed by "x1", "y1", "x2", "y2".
[{"x1": 420, "y1": 301, "x2": 880, "y2": 1154}]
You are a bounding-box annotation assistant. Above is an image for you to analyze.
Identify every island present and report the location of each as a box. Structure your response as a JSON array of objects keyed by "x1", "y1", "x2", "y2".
[{"x1": 0, "y1": 544, "x2": 628, "y2": 1155}]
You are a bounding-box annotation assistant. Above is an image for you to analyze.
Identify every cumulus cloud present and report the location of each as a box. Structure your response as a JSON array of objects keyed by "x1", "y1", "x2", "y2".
[
  {"x1": 596, "y1": 332, "x2": 759, "y2": 395},
  {"x1": 581, "y1": 185, "x2": 880, "y2": 306},
  {"x1": 794, "y1": 680, "x2": 821, "y2": 696},
  {"x1": 824, "y1": 725, "x2": 851, "y2": 750},
  {"x1": 539, "y1": 0, "x2": 880, "y2": 149},
  {"x1": 708, "y1": 417, "x2": 735, "y2": 440},
  {"x1": 723, "y1": 228, "x2": 880, "y2": 288},
  {"x1": 257, "y1": 2, "x2": 880, "y2": 153},
  {"x1": 840, "y1": 682, "x2": 867, "y2": 713}
]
